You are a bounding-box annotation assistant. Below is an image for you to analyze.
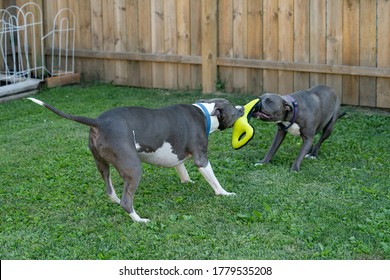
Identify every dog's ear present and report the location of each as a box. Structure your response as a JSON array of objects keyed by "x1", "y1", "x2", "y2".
[
  {"x1": 283, "y1": 100, "x2": 291, "y2": 112},
  {"x1": 211, "y1": 106, "x2": 224, "y2": 119}
]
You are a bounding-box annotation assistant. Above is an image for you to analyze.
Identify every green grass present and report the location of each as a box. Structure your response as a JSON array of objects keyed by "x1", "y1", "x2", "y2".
[{"x1": 1, "y1": 83, "x2": 389, "y2": 259}]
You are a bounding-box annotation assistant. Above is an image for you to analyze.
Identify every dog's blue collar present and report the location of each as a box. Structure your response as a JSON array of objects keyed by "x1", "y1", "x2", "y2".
[
  {"x1": 283, "y1": 95, "x2": 298, "y2": 131},
  {"x1": 194, "y1": 103, "x2": 211, "y2": 136}
]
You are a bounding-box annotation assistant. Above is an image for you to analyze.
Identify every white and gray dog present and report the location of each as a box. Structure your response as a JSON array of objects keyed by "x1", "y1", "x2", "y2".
[{"x1": 28, "y1": 97, "x2": 243, "y2": 222}]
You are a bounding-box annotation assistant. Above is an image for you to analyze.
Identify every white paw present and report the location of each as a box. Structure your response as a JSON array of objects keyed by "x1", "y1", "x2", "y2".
[
  {"x1": 216, "y1": 191, "x2": 236, "y2": 196},
  {"x1": 181, "y1": 179, "x2": 195, "y2": 184},
  {"x1": 254, "y1": 162, "x2": 264, "y2": 166},
  {"x1": 129, "y1": 212, "x2": 150, "y2": 223},
  {"x1": 305, "y1": 154, "x2": 317, "y2": 159}
]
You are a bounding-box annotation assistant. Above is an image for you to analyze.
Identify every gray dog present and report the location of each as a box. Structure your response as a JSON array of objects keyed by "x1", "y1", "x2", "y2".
[
  {"x1": 252, "y1": 85, "x2": 344, "y2": 171},
  {"x1": 28, "y1": 97, "x2": 243, "y2": 222}
]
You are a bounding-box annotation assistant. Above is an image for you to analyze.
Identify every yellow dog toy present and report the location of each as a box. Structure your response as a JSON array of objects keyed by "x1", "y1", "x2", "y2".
[{"x1": 231, "y1": 98, "x2": 260, "y2": 149}]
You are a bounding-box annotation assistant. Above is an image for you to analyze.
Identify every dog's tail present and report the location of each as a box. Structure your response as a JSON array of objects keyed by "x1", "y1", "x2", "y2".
[{"x1": 28, "y1": 97, "x2": 98, "y2": 127}]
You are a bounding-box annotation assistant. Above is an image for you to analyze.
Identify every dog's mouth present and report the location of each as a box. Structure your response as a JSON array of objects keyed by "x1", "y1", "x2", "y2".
[{"x1": 252, "y1": 110, "x2": 272, "y2": 120}]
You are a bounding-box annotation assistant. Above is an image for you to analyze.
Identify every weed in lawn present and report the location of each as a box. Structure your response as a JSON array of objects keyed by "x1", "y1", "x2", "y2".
[{"x1": 0, "y1": 84, "x2": 389, "y2": 259}]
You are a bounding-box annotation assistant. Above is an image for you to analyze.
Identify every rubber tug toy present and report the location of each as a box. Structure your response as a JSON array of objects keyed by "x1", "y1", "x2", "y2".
[{"x1": 231, "y1": 98, "x2": 260, "y2": 149}]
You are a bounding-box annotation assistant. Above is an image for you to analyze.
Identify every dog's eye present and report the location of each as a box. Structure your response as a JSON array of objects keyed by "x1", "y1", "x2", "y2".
[{"x1": 265, "y1": 98, "x2": 273, "y2": 104}]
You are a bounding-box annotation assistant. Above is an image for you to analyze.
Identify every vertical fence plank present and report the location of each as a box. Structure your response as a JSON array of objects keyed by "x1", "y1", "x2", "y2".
[
  {"x1": 326, "y1": 0, "x2": 343, "y2": 100},
  {"x1": 359, "y1": 0, "x2": 376, "y2": 107},
  {"x1": 151, "y1": 0, "x2": 165, "y2": 88},
  {"x1": 102, "y1": 0, "x2": 115, "y2": 83},
  {"x1": 90, "y1": 0, "x2": 104, "y2": 81},
  {"x1": 190, "y1": 0, "x2": 202, "y2": 89},
  {"x1": 74, "y1": 0, "x2": 93, "y2": 81},
  {"x1": 164, "y1": 0, "x2": 178, "y2": 89},
  {"x1": 342, "y1": 0, "x2": 360, "y2": 105},
  {"x1": 202, "y1": 0, "x2": 217, "y2": 93},
  {"x1": 277, "y1": 0, "x2": 293, "y2": 94},
  {"x1": 127, "y1": 0, "x2": 140, "y2": 87},
  {"x1": 247, "y1": 0, "x2": 262, "y2": 94},
  {"x1": 114, "y1": 0, "x2": 128, "y2": 85},
  {"x1": 377, "y1": 0, "x2": 390, "y2": 108},
  {"x1": 263, "y1": 0, "x2": 278, "y2": 93},
  {"x1": 218, "y1": 0, "x2": 233, "y2": 92},
  {"x1": 138, "y1": 0, "x2": 152, "y2": 87},
  {"x1": 233, "y1": 0, "x2": 247, "y2": 93},
  {"x1": 293, "y1": 0, "x2": 310, "y2": 91},
  {"x1": 310, "y1": 0, "x2": 326, "y2": 86},
  {"x1": 177, "y1": 0, "x2": 191, "y2": 89}
]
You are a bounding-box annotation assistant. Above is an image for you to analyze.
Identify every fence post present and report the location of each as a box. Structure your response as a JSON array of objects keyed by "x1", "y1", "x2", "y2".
[{"x1": 202, "y1": 0, "x2": 217, "y2": 93}]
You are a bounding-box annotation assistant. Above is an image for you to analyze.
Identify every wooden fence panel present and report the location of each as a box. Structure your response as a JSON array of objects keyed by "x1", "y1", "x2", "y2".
[
  {"x1": 326, "y1": 0, "x2": 343, "y2": 100},
  {"x1": 138, "y1": 0, "x2": 152, "y2": 88},
  {"x1": 310, "y1": 0, "x2": 326, "y2": 86},
  {"x1": 359, "y1": 0, "x2": 376, "y2": 107},
  {"x1": 90, "y1": 0, "x2": 104, "y2": 81},
  {"x1": 278, "y1": 0, "x2": 294, "y2": 94},
  {"x1": 164, "y1": 0, "x2": 178, "y2": 89},
  {"x1": 102, "y1": 0, "x2": 115, "y2": 83},
  {"x1": 3, "y1": 0, "x2": 390, "y2": 108},
  {"x1": 190, "y1": 0, "x2": 202, "y2": 90},
  {"x1": 247, "y1": 0, "x2": 262, "y2": 94},
  {"x1": 377, "y1": 0, "x2": 390, "y2": 108},
  {"x1": 262, "y1": 0, "x2": 278, "y2": 93},
  {"x1": 219, "y1": 0, "x2": 234, "y2": 92},
  {"x1": 177, "y1": 0, "x2": 191, "y2": 90},
  {"x1": 127, "y1": 0, "x2": 140, "y2": 87},
  {"x1": 293, "y1": 0, "x2": 310, "y2": 91},
  {"x1": 233, "y1": 0, "x2": 248, "y2": 93},
  {"x1": 342, "y1": 0, "x2": 360, "y2": 105}
]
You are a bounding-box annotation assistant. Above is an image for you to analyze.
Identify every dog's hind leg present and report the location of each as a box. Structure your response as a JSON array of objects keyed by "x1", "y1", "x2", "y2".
[
  {"x1": 113, "y1": 153, "x2": 149, "y2": 223},
  {"x1": 307, "y1": 117, "x2": 336, "y2": 158},
  {"x1": 93, "y1": 157, "x2": 120, "y2": 204},
  {"x1": 175, "y1": 163, "x2": 194, "y2": 183}
]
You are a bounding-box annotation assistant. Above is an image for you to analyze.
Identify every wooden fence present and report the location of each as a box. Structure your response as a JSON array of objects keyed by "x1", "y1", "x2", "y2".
[{"x1": 2, "y1": 0, "x2": 390, "y2": 108}]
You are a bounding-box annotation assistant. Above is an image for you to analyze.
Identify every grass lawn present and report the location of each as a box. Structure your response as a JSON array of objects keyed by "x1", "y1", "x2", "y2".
[{"x1": 1, "y1": 83, "x2": 389, "y2": 260}]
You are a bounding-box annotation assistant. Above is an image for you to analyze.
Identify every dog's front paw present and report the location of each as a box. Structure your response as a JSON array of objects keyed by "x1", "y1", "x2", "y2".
[
  {"x1": 181, "y1": 179, "x2": 195, "y2": 184},
  {"x1": 129, "y1": 212, "x2": 150, "y2": 223},
  {"x1": 254, "y1": 160, "x2": 268, "y2": 167},
  {"x1": 305, "y1": 154, "x2": 317, "y2": 159},
  {"x1": 217, "y1": 190, "x2": 236, "y2": 196}
]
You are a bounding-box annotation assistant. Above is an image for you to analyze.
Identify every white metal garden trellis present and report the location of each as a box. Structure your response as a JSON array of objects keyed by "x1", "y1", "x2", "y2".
[
  {"x1": 42, "y1": 8, "x2": 76, "y2": 78},
  {"x1": 0, "y1": 2, "x2": 76, "y2": 101},
  {"x1": 0, "y1": 2, "x2": 44, "y2": 87}
]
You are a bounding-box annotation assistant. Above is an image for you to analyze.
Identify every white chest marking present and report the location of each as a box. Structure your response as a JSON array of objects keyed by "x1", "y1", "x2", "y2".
[
  {"x1": 282, "y1": 122, "x2": 301, "y2": 136},
  {"x1": 137, "y1": 141, "x2": 188, "y2": 167}
]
